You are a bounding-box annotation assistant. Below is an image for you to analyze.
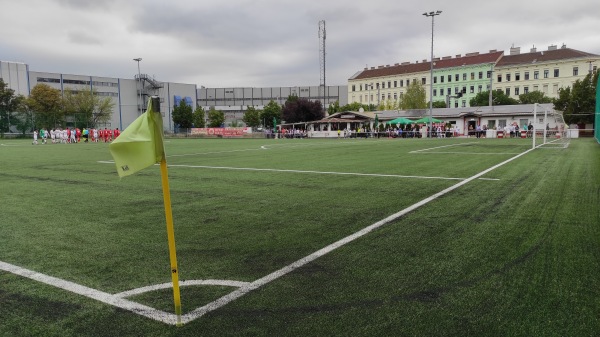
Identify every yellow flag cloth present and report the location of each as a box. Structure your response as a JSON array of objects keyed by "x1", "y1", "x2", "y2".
[{"x1": 109, "y1": 100, "x2": 165, "y2": 177}]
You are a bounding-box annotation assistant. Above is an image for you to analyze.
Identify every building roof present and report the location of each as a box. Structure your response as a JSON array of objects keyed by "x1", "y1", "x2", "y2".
[
  {"x1": 496, "y1": 47, "x2": 599, "y2": 67},
  {"x1": 350, "y1": 50, "x2": 504, "y2": 80},
  {"x1": 322, "y1": 104, "x2": 555, "y2": 121}
]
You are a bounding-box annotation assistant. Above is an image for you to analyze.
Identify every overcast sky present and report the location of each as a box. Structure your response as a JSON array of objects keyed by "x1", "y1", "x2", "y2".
[{"x1": 1, "y1": 0, "x2": 598, "y2": 88}]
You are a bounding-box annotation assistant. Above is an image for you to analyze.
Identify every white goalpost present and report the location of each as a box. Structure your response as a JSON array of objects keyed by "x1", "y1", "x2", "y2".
[{"x1": 533, "y1": 103, "x2": 570, "y2": 149}]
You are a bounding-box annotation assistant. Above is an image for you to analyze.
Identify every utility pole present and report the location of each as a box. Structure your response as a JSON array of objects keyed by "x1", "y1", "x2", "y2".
[
  {"x1": 423, "y1": 10, "x2": 442, "y2": 138},
  {"x1": 318, "y1": 20, "x2": 326, "y2": 112}
]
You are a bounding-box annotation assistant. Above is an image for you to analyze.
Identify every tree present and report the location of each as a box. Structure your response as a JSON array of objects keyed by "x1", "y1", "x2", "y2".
[
  {"x1": 399, "y1": 82, "x2": 427, "y2": 109},
  {"x1": 282, "y1": 97, "x2": 324, "y2": 123},
  {"x1": 260, "y1": 100, "x2": 281, "y2": 128},
  {"x1": 192, "y1": 106, "x2": 206, "y2": 128},
  {"x1": 26, "y1": 84, "x2": 63, "y2": 129},
  {"x1": 339, "y1": 102, "x2": 370, "y2": 112},
  {"x1": 207, "y1": 106, "x2": 225, "y2": 127},
  {"x1": 327, "y1": 100, "x2": 340, "y2": 115},
  {"x1": 432, "y1": 101, "x2": 447, "y2": 108},
  {"x1": 172, "y1": 100, "x2": 193, "y2": 129},
  {"x1": 242, "y1": 106, "x2": 261, "y2": 128},
  {"x1": 0, "y1": 79, "x2": 24, "y2": 135},
  {"x1": 554, "y1": 71, "x2": 598, "y2": 124},
  {"x1": 62, "y1": 89, "x2": 114, "y2": 128},
  {"x1": 518, "y1": 90, "x2": 553, "y2": 104},
  {"x1": 469, "y1": 90, "x2": 518, "y2": 107}
]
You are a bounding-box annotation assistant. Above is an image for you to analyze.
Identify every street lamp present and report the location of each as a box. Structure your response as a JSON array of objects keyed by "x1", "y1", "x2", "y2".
[
  {"x1": 423, "y1": 10, "x2": 442, "y2": 138},
  {"x1": 133, "y1": 58, "x2": 142, "y2": 115}
]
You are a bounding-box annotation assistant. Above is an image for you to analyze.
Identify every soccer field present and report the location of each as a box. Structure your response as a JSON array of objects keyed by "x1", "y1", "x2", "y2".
[{"x1": 0, "y1": 137, "x2": 599, "y2": 336}]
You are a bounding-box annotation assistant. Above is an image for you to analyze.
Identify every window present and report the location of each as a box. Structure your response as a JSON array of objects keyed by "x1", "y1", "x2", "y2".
[
  {"x1": 553, "y1": 84, "x2": 558, "y2": 93},
  {"x1": 447, "y1": 88, "x2": 451, "y2": 95},
  {"x1": 422, "y1": 78, "x2": 426, "y2": 85},
  {"x1": 455, "y1": 74, "x2": 459, "y2": 81},
  {"x1": 463, "y1": 73, "x2": 467, "y2": 81},
  {"x1": 471, "y1": 72, "x2": 475, "y2": 80},
  {"x1": 487, "y1": 71, "x2": 492, "y2": 78},
  {"x1": 400, "y1": 80, "x2": 404, "y2": 87},
  {"x1": 534, "y1": 71, "x2": 539, "y2": 79},
  {"x1": 524, "y1": 87, "x2": 529, "y2": 94},
  {"x1": 382, "y1": 82, "x2": 385, "y2": 89},
  {"x1": 544, "y1": 69, "x2": 549, "y2": 78},
  {"x1": 498, "y1": 119, "x2": 507, "y2": 128},
  {"x1": 454, "y1": 101, "x2": 459, "y2": 108},
  {"x1": 478, "y1": 72, "x2": 483, "y2": 79},
  {"x1": 376, "y1": 83, "x2": 380, "y2": 89},
  {"x1": 554, "y1": 69, "x2": 559, "y2": 77},
  {"x1": 394, "y1": 81, "x2": 397, "y2": 87},
  {"x1": 433, "y1": 89, "x2": 437, "y2": 96},
  {"x1": 394, "y1": 93, "x2": 397, "y2": 100},
  {"x1": 454, "y1": 87, "x2": 459, "y2": 94},
  {"x1": 448, "y1": 75, "x2": 452, "y2": 82},
  {"x1": 515, "y1": 73, "x2": 520, "y2": 81},
  {"x1": 433, "y1": 76, "x2": 437, "y2": 84},
  {"x1": 543, "y1": 85, "x2": 548, "y2": 93},
  {"x1": 359, "y1": 84, "x2": 363, "y2": 91},
  {"x1": 505, "y1": 88, "x2": 510, "y2": 96},
  {"x1": 524, "y1": 72, "x2": 529, "y2": 80},
  {"x1": 388, "y1": 81, "x2": 391, "y2": 88},
  {"x1": 533, "y1": 85, "x2": 538, "y2": 91},
  {"x1": 497, "y1": 74, "x2": 502, "y2": 82},
  {"x1": 352, "y1": 85, "x2": 355, "y2": 92},
  {"x1": 462, "y1": 86, "x2": 466, "y2": 94},
  {"x1": 573, "y1": 67, "x2": 578, "y2": 76},
  {"x1": 506, "y1": 73, "x2": 511, "y2": 81},
  {"x1": 37, "y1": 77, "x2": 61, "y2": 83},
  {"x1": 462, "y1": 100, "x2": 466, "y2": 107},
  {"x1": 515, "y1": 87, "x2": 520, "y2": 95},
  {"x1": 470, "y1": 86, "x2": 474, "y2": 93},
  {"x1": 488, "y1": 120, "x2": 496, "y2": 129},
  {"x1": 478, "y1": 84, "x2": 482, "y2": 93},
  {"x1": 441, "y1": 76, "x2": 444, "y2": 83},
  {"x1": 412, "y1": 79, "x2": 417, "y2": 84},
  {"x1": 486, "y1": 84, "x2": 490, "y2": 90}
]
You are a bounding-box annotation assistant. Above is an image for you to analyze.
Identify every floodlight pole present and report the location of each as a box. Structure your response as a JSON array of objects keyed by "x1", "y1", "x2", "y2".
[
  {"x1": 133, "y1": 58, "x2": 142, "y2": 115},
  {"x1": 423, "y1": 10, "x2": 442, "y2": 138}
]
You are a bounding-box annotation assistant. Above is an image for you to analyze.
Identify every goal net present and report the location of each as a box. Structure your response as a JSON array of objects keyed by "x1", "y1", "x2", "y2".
[{"x1": 533, "y1": 104, "x2": 570, "y2": 149}]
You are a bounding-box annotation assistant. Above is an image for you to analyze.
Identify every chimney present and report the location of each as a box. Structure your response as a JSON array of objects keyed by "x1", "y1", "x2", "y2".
[
  {"x1": 561, "y1": 43, "x2": 567, "y2": 49},
  {"x1": 442, "y1": 56, "x2": 452, "y2": 60},
  {"x1": 530, "y1": 45, "x2": 537, "y2": 53},
  {"x1": 509, "y1": 47, "x2": 521, "y2": 55},
  {"x1": 489, "y1": 49, "x2": 497, "y2": 53},
  {"x1": 401, "y1": 62, "x2": 410, "y2": 65},
  {"x1": 433, "y1": 57, "x2": 440, "y2": 61},
  {"x1": 370, "y1": 67, "x2": 375, "y2": 70},
  {"x1": 394, "y1": 63, "x2": 399, "y2": 66},
  {"x1": 548, "y1": 45, "x2": 557, "y2": 51},
  {"x1": 456, "y1": 54, "x2": 461, "y2": 58},
  {"x1": 377, "y1": 65, "x2": 384, "y2": 69},
  {"x1": 465, "y1": 52, "x2": 480, "y2": 57}
]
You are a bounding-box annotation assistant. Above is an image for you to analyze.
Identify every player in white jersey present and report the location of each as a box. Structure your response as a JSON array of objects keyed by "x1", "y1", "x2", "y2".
[
  {"x1": 93, "y1": 128, "x2": 98, "y2": 142},
  {"x1": 32, "y1": 130, "x2": 38, "y2": 145},
  {"x1": 50, "y1": 129, "x2": 56, "y2": 143},
  {"x1": 70, "y1": 129, "x2": 76, "y2": 143}
]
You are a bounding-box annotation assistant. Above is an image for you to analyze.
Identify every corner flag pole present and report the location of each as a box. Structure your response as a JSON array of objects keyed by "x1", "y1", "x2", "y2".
[{"x1": 160, "y1": 140, "x2": 183, "y2": 326}]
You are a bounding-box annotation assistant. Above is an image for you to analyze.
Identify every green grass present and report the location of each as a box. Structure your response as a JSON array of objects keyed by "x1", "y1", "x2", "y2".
[{"x1": 0, "y1": 137, "x2": 598, "y2": 336}]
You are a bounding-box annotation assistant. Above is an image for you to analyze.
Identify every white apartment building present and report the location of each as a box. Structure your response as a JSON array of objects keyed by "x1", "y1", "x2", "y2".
[{"x1": 494, "y1": 44, "x2": 598, "y2": 99}]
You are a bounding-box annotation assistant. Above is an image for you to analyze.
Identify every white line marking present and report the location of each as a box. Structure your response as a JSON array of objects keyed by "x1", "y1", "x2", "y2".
[
  {"x1": 180, "y1": 147, "x2": 534, "y2": 323},
  {"x1": 412, "y1": 151, "x2": 522, "y2": 155},
  {"x1": 166, "y1": 164, "x2": 466, "y2": 181},
  {"x1": 0, "y1": 261, "x2": 179, "y2": 325},
  {"x1": 409, "y1": 142, "x2": 476, "y2": 153},
  {"x1": 114, "y1": 279, "x2": 251, "y2": 298},
  {"x1": 98, "y1": 161, "x2": 499, "y2": 182}
]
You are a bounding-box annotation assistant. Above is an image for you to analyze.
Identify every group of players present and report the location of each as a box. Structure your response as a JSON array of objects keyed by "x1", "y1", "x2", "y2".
[{"x1": 32, "y1": 127, "x2": 120, "y2": 145}]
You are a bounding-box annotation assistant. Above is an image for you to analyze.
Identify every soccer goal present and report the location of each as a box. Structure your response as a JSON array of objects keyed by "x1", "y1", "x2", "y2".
[{"x1": 533, "y1": 103, "x2": 570, "y2": 149}]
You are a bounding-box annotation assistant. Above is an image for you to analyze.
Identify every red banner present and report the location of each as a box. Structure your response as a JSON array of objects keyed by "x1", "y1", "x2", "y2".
[{"x1": 190, "y1": 127, "x2": 249, "y2": 137}]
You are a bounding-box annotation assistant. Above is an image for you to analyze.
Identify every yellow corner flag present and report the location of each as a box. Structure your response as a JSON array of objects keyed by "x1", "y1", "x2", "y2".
[
  {"x1": 109, "y1": 99, "x2": 165, "y2": 177},
  {"x1": 109, "y1": 97, "x2": 183, "y2": 326}
]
